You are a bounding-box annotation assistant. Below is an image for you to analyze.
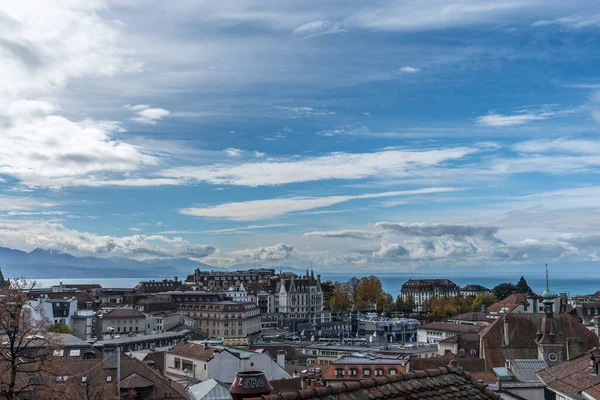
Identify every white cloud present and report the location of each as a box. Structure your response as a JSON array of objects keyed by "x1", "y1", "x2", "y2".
[
  {"x1": 180, "y1": 187, "x2": 460, "y2": 220},
  {"x1": 477, "y1": 111, "x2": 554, "y2": 126},
  {"x1": 0, "y1": 220, "x2": 216, "y2": 259},
  {"x1": 533, "y1": 13, "x2": 600, "y2": 29},
  {"x1": 161, "y1": 147, "x2": 476, "y2": 186},
  {"x1": 0, "y1": 196, "x2": 59, "y2": 212},
  {"x1": 274, "y1": 106, "x2": 336, "y2": 118},
  {"x1": 130, "y1": 227, "x2": 142, "y2": 232},
  {"x1": 125, "y1": 104, "x2": 170, "y2": 125},
  {"x1": 304, "y1": 230, "x2": 381, "y2": 240},
  {"x1": 373, "y1": 243, "x2": 409, "y2": 258},
  {"x1": 398, "y1": 66, "x2": 420, "y2": 73},
  {"x1": 225, "y1": 148, "x2": 244, "y2": 157},
  {"x1": 292, "y1": 20, "x2": 345, "y2": 38},
  {"x1": 229, "y1": 243, "x2": 295, "y2": 262},
  {"x1": 0, "y1": 1, "x2": 163, "y2": 189},
  {"x1": 513, "y1": 138, "x2": 600, "y2": 154}
]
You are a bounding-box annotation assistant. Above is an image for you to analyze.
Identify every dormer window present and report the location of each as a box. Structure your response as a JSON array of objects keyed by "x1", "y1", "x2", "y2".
[
  {"x1": 389, "y1": 367, "x2": 397, "y2": 375},
  {"x1": 349, "y1": 367, "x2": 357, "y2": 377},
  {"x1": 335, "y1": 368, "x2": 345, "y2": 377},
  {"x1": 375, "y1": 368, "x2": 384, "y2": 376},
  {"x1": 363, "y1": 368, "x2": 371, "y2": 377}
]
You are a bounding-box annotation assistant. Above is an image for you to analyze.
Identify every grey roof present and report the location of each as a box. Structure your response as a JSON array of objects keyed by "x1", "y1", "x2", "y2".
[
  {"x1": 510, "y1": 359, "x2": 547, "y2": 383},
  {"x1": 94, "y1": 329, "x2": 190, "y2": 346},
  {"x1": 188, "y1": 379, "x2": 232, "y2": 400},
  {"x1": 492, "y1": 367, "x2": 514, "y2": 380}
]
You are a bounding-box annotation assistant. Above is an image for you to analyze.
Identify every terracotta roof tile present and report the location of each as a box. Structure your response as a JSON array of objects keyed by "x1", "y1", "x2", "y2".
[{"x1": 251, "y1": 367, "x2": 500, "y2": 400}]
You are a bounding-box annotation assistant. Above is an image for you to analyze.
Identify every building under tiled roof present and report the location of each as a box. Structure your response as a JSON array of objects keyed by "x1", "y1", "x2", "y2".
[
  {"x1": 537, "y1": 348, "x2": 600, "y2": 400},
  {"x1": 168, "y1": 342, "x2": 214, "y2": 361},
  {"x1": 249, "y1": 365, "x2": 501, "y2": 400},
  {"x1": 479, "y1": 312, "x2": 599, "y2": 370},
  {"x1": 487, "y1": 293, "x2": 529, "y2": 314}
]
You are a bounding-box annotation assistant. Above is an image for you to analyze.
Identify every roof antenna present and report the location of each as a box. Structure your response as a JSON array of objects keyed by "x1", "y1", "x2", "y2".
[{"x1": 545, "y1": 263, "x2": 549, "y2": 292}]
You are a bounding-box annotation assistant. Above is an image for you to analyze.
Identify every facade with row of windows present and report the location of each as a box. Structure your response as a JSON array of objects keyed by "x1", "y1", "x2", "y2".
[{"x1": 169, "y1": 291, "x2": 261, "y2": 339}]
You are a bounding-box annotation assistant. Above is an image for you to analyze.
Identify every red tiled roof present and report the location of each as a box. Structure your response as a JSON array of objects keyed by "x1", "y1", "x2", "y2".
[
  {"x1": 537, "y1": 348, "x2": 600, "y2": 400},
  {"x1": 480, "y1": 313, "x2": 599, "y2": 370},
  {"x1": 487, "y1": 293, "x2": 529, "y2": 313},
  {"x1": 168, "y1": 342, "x2": 214, "y2": 361},
  {"x1": 250, "y1": 366, "x2": 501, "y2": 400}
]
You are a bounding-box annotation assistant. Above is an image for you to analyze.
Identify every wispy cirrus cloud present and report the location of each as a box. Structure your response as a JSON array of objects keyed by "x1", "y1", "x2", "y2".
[
  {"x1": 161, "y1": 147, "x2": 476, "y2": 186},
  {"x1": 398, "y1": 66, "x2": 420, "y2": 73},
  {"x1": 533, "y1": 13, "x2": 600, "y2": 29},
  {"x1": 179, "y1": 187, "x2": 460, "y2": 220},
  {"x1": 292, "y1": 20, "x2": 345, "y2": 38},
  {"x1": 304, "y1": 230, "x2": 382, "y2": 240}
]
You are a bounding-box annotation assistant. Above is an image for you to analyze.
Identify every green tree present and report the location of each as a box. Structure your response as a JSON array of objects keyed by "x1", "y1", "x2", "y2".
[
  {"x1": 405, "y1": 295, "x2": 415, "y2": 313},
  {"x1": 46, "y1": 322, "x2": 74, "y2": 334},
  {"x1": 493, "y1": 282, "x2": 517, "y2": 300},
  {"x1": 394, "y1": 295, "x2": 405, "y2": 312},
  {"x1": 471, "y1": 294, "x2": 498, "y2": 312},
  {"x1": 515, "y1": 276, "x2": 532, "y2": 294}
]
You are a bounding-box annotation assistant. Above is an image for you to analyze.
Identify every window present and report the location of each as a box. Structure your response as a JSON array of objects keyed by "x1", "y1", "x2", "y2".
[
  {"x1": 375, "y1": 368, "x2": 384, "y2": 376},
  {"x1": 335, "y1": 368, "x2": 345, "y2": 377},
  {"x1": 174, "y1": 358, "x2": 181, "y2": 369}
]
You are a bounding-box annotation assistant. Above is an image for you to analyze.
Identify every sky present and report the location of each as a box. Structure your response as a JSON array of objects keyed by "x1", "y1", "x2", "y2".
[{"x1": 2, "y1": 0, "x2": 600, "y2": 272}]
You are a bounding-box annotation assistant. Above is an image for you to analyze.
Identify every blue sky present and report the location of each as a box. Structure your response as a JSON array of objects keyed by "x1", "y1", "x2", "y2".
[{"x1": 2, "y1": 1, "x2": 600, "y2": 271}]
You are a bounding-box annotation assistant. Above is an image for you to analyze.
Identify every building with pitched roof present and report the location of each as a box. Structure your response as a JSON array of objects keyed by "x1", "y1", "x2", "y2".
[
  {"x1": 400, "y1": 279, "x2": 460, "y2": 312},
  {"x1": 480, "y1": 271, "x2": 598, "y2": 371},
  {"x1": 537, "y1": 348, "x2": 600, "y2": 400},
  {"x1": 417, "y1": 321, "x2": 481, "y2": 344},
  {"x1": 461, "y1": 284, "x2": 491, "y2": 297},
  {"x1": 96, "y1": 307, "x2": 147, "y2": 338},
  {"x1": 245, "y1": 364, "x2": 502, "y2": 400}
]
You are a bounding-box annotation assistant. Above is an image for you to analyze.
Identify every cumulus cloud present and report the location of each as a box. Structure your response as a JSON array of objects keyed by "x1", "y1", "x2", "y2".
[
  {"x1": 229, "y1": 243, "x2": 295, "y2": 262},
  {"x1": 0, "y1": 220, "x2": 216, "y2": 259},
  {"x1": 373, "y1": 243, "x2": 409, "y2": 258},
  {"x1": 0, "y1": 2, "x2": 168, "y2": 189},
  {"x1": 180, "y1": 187, "x2": 459, "y2": 220},
  {"x1": 398, "y1": 66, "x2": 420, "y2": 73},
  {"x1": 304, "y1": 230, "x2": 382, "y2": 240},
  {"x1": 161, "y1": 147, "x2": 476, "y2": 186},
  {"x1": 125, "y1": 104, "x2": 170, "y2": 125}
]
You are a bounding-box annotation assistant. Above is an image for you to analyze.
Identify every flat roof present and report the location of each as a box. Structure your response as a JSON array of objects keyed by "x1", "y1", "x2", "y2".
[{"x1": 93, "y1": 329, "x2": 190, "y2": 346}]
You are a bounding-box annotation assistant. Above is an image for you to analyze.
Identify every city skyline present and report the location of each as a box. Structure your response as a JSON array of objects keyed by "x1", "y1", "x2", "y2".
[{"x1": 2, "y1": 1, "x2": 600, "y2": 271}]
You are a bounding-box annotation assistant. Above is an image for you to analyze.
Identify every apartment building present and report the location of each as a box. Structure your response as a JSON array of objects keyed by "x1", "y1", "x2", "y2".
[
  {"x1": 169, "y1": 291, "x2": 261, "y2": 339},
  {"x1": 400, "y1": 279, "x2": 460, "y2": 312}
]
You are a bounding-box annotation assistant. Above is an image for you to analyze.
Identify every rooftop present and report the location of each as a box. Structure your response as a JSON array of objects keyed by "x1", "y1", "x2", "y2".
[
  {"x1": 248, "y1": 365, "x2": 501, "y2": 400},
  {"x1": 419, "y1": 322, "x2": 481, "y2": 333}
]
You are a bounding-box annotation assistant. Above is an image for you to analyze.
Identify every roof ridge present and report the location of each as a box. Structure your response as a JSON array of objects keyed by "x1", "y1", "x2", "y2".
[{"x1": 252, "y1": 367, "x2": 479, "y2": 400}]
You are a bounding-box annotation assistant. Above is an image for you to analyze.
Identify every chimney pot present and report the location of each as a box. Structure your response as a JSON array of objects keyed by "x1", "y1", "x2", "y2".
[{"x1": 230, "y1": 371, "x2": 273, "y2": 400}]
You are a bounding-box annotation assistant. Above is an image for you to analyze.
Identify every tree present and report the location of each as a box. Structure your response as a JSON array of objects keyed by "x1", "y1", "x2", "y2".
[
  {"x1": 46, "y1": 322, "x2": 74, "y2": 334},
  {"x1": 355, "y1": 276, "x2": 385, "y2": 311},
  {"x1": 515, "y1": 276, "x2": 532, "y2": 294},
  {"x1": 0, "y1": 278, "x2": 59, "y2": 400},
  {"x1": 320, "y1": 281, "x2": 335, "y2": 306},
  {"x1": 471, "y1": 294, "x2": 497, "y2": 312},
  {"x1": 328, "y1": 282, "x2": 352, "y2": 312},
  {"x1": 394, "y1": 295, "x2": 405, "y2": 313},
  {"x1": 405, "y1": 296, "x2": 416, "y2": 313},
  {"x1": 493, "y1": 282, "x2": 517, "y2": 300}
]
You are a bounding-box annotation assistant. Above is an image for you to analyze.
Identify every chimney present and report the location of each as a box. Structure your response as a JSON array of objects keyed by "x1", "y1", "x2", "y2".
[
  {"x1": 481, "y1": 304, "x2": 487, "y2": 313},
  {"x1": 503, "y1": 317, "x2": 510, "y2": 346},
  {"x1": 276, "y1": 350, "x2": 286, "y2": 369},
  {"x1": 496, "y1": 377, "x2": 502, "y2": 392},
  {"x1": 102, "y1": 344, "x2": 118, "y2": 369},
  {"x1": 230, "y1": 371, "x2": 273, "y2": 400},
  {"x1": 594, "y1": 317, "x2": 600, "y2": 337}
]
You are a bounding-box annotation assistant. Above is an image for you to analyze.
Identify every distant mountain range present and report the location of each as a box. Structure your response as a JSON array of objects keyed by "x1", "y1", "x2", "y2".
[
  {"x1": 0, "y1": 246, "x2": 223, "y2": 279},
  {"x1": 0, "y1": 246, "x2": 314, "y2": 279}
]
